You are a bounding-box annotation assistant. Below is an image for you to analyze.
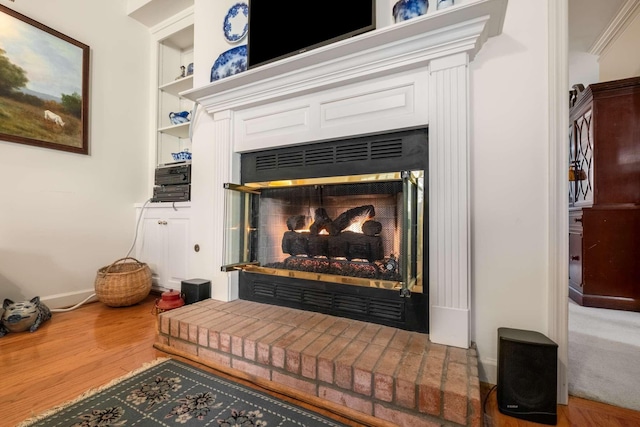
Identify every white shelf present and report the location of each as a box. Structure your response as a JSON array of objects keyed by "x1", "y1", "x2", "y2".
[
  {"x1": 160, "y1": 75, "x2": 193, "y2": 97},
  {"x1": 127, "y1": 0, "x2": 194, "y2": 28},
  {"x1": 159, "y1": 122, "x2": 190, "y2": 138}
]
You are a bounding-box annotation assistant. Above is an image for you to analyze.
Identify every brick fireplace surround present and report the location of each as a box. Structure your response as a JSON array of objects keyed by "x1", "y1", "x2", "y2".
[
  {"x1": 169, "y1": 1, "x2": 508, "y2": 425},
  {"x1": 156, "y1": 299, "x2": 480, "y2": 427}
]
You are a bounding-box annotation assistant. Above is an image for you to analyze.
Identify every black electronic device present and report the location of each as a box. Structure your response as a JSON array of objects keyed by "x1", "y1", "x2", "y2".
[
  {"x1": 497, "y1": 327, "x2": 558, "y2": 425},
  {"x1": 155, "y1": 163, "x2": 191, "y2": 186},
  {"x1": 247, "y1": 0, "x2": 375, "y2": 69},
  {"x1": 181, "y1": 279, "x2": 211, "y2": 304},
  {"x1": 152, "y1": 184, "x2": 190, "y2": 202}
]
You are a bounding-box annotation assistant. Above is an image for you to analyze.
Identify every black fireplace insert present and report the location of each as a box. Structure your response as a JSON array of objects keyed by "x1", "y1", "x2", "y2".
[{"x1": 222, "y1": 127, "x2": 429, "y2": 332}]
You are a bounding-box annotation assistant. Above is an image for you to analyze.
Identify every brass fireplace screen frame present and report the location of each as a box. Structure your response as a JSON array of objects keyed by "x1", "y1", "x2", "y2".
[{"x1": 222, "y1": 171, "x2": 424, "y2": 296}]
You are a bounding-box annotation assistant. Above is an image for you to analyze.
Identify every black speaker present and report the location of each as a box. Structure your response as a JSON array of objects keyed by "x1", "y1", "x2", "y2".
[
  {"x1": 497, "y1": 327, "x2": 558, "y2": 425},
  {"x1": 181, "y1": 279, "x2": 211, "y2": 305}
]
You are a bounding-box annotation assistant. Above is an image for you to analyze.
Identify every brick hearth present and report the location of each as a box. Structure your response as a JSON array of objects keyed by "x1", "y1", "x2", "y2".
[{"x1": 155, "y1": 299, "x2": 481, "y2": 427}]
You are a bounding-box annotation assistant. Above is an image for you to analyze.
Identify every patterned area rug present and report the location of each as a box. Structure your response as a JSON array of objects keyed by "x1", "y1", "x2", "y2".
[{"x1": 17, "y1": 358, "x2": 348, "y2": 426}]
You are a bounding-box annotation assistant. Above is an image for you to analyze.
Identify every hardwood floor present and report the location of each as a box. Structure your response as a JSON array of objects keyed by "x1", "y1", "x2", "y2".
[
  {"x1": 1, "y1": 295, "x2": 639, "y2": 427},
  {"x1": 480, "y1": 383, "x2": 640, "y2": 427}
]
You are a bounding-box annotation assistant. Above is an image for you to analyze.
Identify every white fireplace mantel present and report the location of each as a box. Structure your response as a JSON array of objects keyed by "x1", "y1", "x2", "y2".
[
  {"x1": 181, "y1": 0, "x2": 507, "y2": 111},
  {"x1": 183, "y1": 0, "x2": 508, "y2": 349}
]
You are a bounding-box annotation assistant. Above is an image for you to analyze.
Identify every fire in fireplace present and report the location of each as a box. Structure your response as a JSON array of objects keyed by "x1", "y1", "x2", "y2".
[{"x1": 222, "y1": 128, "x2": 429, "y2": 331}]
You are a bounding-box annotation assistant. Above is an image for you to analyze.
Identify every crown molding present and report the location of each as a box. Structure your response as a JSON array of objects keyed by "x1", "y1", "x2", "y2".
[{"x1": 589, "y1": 0, "x2": 640, "y2": 56}]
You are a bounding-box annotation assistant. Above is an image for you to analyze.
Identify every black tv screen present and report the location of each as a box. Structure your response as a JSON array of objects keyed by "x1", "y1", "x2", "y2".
[{"x1": 247, "y1": 0, "x2": 376, "y2": 69}]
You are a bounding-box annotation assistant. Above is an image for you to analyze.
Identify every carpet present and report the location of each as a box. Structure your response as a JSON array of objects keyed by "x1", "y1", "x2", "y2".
[
  {"x1": 17, "y1": 358, "x2": 349, "y2": 427},
  {"x1": 568, "y1": 299, "x2": 640, "y2": 411}
]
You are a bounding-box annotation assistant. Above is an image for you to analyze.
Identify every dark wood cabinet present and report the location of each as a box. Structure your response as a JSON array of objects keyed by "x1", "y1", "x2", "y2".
[
  {"x1": 568, "y1": 209, "x2": 583, "y2": 294},
  {"x1": 568, "y1": 76, "x2": 640, "y2": 311}
]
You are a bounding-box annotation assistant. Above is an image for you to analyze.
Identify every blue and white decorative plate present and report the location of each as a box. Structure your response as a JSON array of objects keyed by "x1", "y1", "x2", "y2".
[
  {"x1": 223, "y1": 3, "x2": 249, "y2": 43},
  {"x1": 210, "y1": 45, "x2": 247, "y2": 82},
  {"x1": 392, "y1": 0, "x2": 428, "y2": 23}
]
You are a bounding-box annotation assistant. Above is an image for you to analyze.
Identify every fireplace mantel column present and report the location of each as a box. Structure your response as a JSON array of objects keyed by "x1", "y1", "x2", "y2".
[
  {"x1": 190, "y1": 109, "x2": 240, "y2": 302},
  {"x1": 428, "y1": 52, "x2": 471, "y2": 348}
]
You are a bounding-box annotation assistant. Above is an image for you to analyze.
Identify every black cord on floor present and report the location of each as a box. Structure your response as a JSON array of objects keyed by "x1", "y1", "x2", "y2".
[{"x1": 483, "y1": 384, "x2": 498, "y2": 415}]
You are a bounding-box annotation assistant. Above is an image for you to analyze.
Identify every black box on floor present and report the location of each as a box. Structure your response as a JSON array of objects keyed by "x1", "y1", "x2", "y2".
[
  {"x1": 497, "y1": 327, "x2": 558, "y2": 425},
  {"x1": 181, "y1": 279, "x2": 211, "y2": 304}
]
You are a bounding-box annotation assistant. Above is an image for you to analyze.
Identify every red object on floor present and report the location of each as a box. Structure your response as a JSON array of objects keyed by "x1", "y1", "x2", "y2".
[{"x1": 155, "y1": 289, "x2": 185, "y2": 314}]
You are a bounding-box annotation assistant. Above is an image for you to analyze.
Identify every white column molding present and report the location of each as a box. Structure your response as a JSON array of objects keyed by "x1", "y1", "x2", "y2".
[
  {"x1": 549, "y1": 0, "x2": 569, "y2": 405},
  {"x1": 189, "y1": 109, "x2": 238, "y2": 301},
  {"x1": 428, "y1": 52, "x2": 471, "y2": 348}
]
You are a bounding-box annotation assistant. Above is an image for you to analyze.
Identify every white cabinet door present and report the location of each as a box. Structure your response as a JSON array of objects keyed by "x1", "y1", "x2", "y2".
[
  {"x1": 138, "y1": 214, "x2": 164, "y2": 286},
  {"x1": 164, "y1": 216, "x2": 190, "y2": 290},
  {"x1": 135, "y1": 204, "x2": 190, "y2": 292}
]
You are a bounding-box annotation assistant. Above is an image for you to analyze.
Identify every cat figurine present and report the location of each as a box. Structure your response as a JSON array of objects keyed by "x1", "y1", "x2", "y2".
[{"x1": 0, "y1": 296, "x2": 52, "y2": 337}]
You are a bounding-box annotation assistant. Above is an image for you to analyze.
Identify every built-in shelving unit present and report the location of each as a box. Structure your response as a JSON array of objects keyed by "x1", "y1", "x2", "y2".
[
  {"x1": 128, "y1": 4, "x2": 195, "y2": 290},
  {"x1": 155, "y1": 18, "x2": 194, "y2": 167}
]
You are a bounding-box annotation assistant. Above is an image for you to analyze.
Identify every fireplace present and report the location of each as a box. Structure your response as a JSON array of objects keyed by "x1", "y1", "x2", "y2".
[
  {"x1": 182, "y1": 0, "x2": 508, "y2": 348},
  {"x1": 222, "y1": 128, "x2": 429, "y2": 331}
]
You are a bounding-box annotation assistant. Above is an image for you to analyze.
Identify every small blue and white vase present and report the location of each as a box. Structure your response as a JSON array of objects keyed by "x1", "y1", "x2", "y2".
[
  {"x1": 169, "y1": 111, "x2": 191, "y2": 125},
  {"x1": 393, "y1": 0, "x2": 428, "y2": 23},
  {"x1": 437, "y1": 0, "x2": 454, "y2": 10}
]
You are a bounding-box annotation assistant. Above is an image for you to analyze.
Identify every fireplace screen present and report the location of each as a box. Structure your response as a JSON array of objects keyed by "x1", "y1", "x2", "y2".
[{"x1": 223, "y1": 171, "x2": 424, "y2": 295}]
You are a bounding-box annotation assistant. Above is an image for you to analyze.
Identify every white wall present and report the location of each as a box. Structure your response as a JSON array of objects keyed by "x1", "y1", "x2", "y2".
[
  {"x1": 0, "y1": 0, "x2": 151, "y2": 308},
  {"x1": 599, "y1": 9, "x2": 640, "y2": 81},
  {"x1": 569, "y1": 51, "x2": 599, "y2": 87},
  {"x1": 470, "y1": 1, "x2": 552, "y2": 382}
]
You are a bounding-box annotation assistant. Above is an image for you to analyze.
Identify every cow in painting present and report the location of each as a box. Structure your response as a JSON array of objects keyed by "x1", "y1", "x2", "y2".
[{"x1": 44, "y1": 110, "x2": 65, "y2": 127}]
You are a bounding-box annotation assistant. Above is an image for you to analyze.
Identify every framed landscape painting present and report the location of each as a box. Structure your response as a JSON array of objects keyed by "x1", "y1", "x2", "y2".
[{"x1": 0, "y1": 5, "x2": 89, "y2": 154}]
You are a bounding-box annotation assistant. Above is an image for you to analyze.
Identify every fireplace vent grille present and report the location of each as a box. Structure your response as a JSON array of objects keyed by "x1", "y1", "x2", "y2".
[
  {"x1": 255, "y1": 155, "x2": 277, "y2": 170},
  {"x1": 254, "y1": 139, "x2": 404, "y2": 172},
  {"x1": 334, "y1": 295, "x2": 368, "y2": 313},
  {"x1": 247, "y1": 279, "x2": 405, "y2": 324}
]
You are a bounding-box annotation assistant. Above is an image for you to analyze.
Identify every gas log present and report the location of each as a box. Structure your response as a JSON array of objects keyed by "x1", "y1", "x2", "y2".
[
  {"x1": 281, "y1": 231, "x2": 384, "y2": 261},
  {"x1": 329, "y1": 205, "x2": 375, "y2": 235},
  {"x1": 306, "y1": 205, "x2": 375, "y2": 236},
  {"x1": 282, "y1": 205, "x2": 384, "y2": 262},
  {"x1": 286, "y1": 215, "x2": 307, "y2": 231}
]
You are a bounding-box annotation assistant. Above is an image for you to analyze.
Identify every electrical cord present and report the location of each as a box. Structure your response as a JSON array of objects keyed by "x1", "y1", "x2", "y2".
[
  {"x1": 50, "y1": 292, "x2": 97, "y2": 312},
  {"x1": 483, "y1": 384, "x2": 498, "y2": 416},
  {"x1": 48, "y1": 198, "x2": 153, "y2": 313},
  {"x1": 126, "y1": 197, "x2": 152, "y2": 258}
]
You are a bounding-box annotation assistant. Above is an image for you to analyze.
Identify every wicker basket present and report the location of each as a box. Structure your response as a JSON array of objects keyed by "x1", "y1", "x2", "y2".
[{"x1": 94, "y1": 257, "x2": 152, "y2": 307}]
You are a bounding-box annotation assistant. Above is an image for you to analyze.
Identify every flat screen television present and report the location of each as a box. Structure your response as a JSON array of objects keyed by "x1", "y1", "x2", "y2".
[{"x1": 247, "y1": 0, "x2": 376, "y2": 69}]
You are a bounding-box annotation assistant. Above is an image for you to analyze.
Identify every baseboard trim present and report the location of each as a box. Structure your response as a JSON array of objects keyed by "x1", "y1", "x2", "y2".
[
  {"x1": 429, "y1": 304, "x2": 470, "y2": 348},
  {"x1": 40, "y1": 289, "x2": 98, "y2": 310},
  {"x1": 479, "y1": 356, "x2": 498, "y2": 385}
]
